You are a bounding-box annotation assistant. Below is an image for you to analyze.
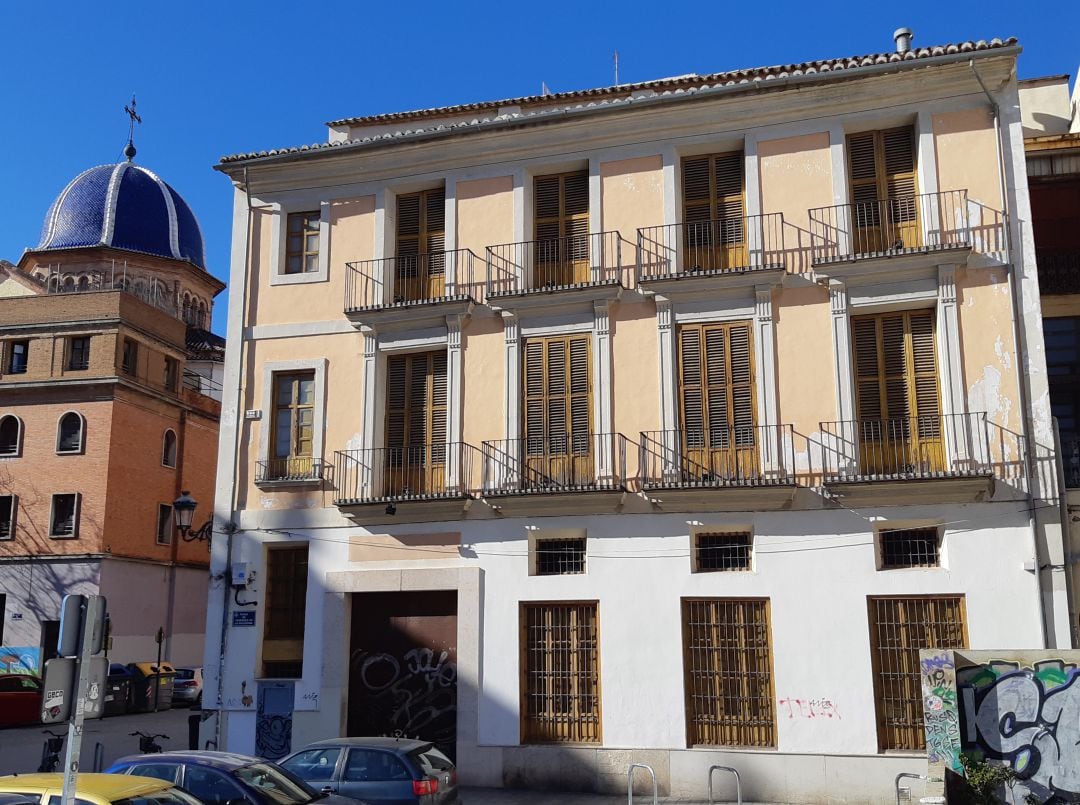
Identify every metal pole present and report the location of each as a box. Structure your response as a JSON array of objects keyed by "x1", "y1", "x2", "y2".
[
  {"x1": 154, "y1": 628, "x2": 163, "y2": 712},
  {"x1": 627, "y1": 763, "x2": 658, "y2": 805},
  {"x1": 895, "y1": 773, "x2": 927, "y2": 805},
  {"x1": 61, "y1": 597, "x2": 98, "y2": 805},
  {"x1": 708, "y1": 766, "x2": 742, "y2": 805}
]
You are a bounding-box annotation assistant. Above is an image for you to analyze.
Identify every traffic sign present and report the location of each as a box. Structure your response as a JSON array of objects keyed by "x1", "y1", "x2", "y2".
[{"x1": 41, "y1": 657, "x2": 108, "y2": 723}]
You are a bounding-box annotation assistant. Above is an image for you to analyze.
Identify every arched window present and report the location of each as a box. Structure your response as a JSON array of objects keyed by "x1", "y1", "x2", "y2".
[
  {"x1": 162, "y1": 429, "x2": 178, "y2": 468},
  {"x1": 56, "y1": 412, "x2": 85, "y2": 454},
  {"x1": 62, "y1": 275, "x2": 75, "y2": 291},
  {"x1": 182, "y1": 294, "x2": 192, "y2": 325},
  {"x1": 77, "y1": 276, "x2": 89, "y2": 291},
  {"x1": 0, "y1": 415, "x2": 22, "y2": 457},
  {"x1": 198, "y1": 301, "x2": 208, "y2": 329}
]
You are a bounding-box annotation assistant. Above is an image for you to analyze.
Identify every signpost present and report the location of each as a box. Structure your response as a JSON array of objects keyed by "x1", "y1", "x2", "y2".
[{"x1": 41, "y1": 595, "x2": 106, "y2": 805}]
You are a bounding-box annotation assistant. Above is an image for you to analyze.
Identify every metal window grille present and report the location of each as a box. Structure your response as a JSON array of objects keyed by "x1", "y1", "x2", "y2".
[
  {"x1": 521, "y1": 602, "x2": 600, "y2": 744},
  {"x1": 695, "y1": 532, "x2": 752, "y2": 572},
  {"x1": 265, "y1": 546, "x2": 309, "y2": 641},
  {"x1": 535, "y1": 538, "x2": 587, "y2": 576},
  {"x1": 869, "y1": 596, "x2": 965, "y2": 751},
  {"x1": 682, "y1": 598, "x2": 775, "y2": 747},
  {"x1": 880, "y1": 527, "x2": 939, "y2": 569}
]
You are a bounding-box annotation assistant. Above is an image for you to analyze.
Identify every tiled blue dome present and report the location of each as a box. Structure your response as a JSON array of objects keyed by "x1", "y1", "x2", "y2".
[{"x1": 37, "y1": 163, "x2": 206, "y2": 270}]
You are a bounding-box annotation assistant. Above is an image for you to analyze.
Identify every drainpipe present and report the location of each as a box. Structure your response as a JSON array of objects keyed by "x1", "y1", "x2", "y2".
[{"x1": 970, "y1": 59, "x2": 1047, "y2": 646}]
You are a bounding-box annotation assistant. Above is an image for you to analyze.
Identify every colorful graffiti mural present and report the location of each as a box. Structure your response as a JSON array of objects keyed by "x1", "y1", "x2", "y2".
[
  {"x1": 921, "y1": 649, "x2": 1080, "y2": 802},
  {"x1": 0, "y1": 646, "x2": 41, "y2": 675}
]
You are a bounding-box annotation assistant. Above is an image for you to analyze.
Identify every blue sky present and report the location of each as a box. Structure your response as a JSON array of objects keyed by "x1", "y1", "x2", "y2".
[{"x1": 1, "y1": 1, "x2": 1075, "y2": 335}]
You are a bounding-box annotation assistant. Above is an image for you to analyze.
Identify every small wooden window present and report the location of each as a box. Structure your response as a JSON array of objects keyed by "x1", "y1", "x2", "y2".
[
  {"x1": 285, "y1": 211, "x2": 321, "y2": 274},
  {"x1": 847, "y1": 128, "x2": 919, "y2": 251},
  {"x1": 523, "y1": 336, "x2": 592, "y2": 483},
  {"x1": 162, "y1": 430, "x2": 178, "y2": 468},
  {"x1": 682, "y1": 598, "x2": 775, "y2": 747},
  {"x1": 156, "y1": 503, "x2": 173, "y2": 546},
  {"x1": 0, "y1": 495, "x2": 15, "y2": 540},
  {"x1": 49, "y1": 493, "x2": 79, "y2": 538},
  {"x1": 534, "y1": 171, "x2": 590, "y2": 286},
  {"x1": 163, "y1": 357, "x2": 178, "y2": 392},
  {"x1": 521, "y1": 601, "x2": 600, "y2": 744},
  {"x1": 68, "y1": 337, "x2": 90, "y2": 371},
  {"x1": 263, "y1": 545, "x2": 309, "y2": 678},
  {"x1": 868, "y1": 596, "x2": 966, "y2": 751},
  {"x1": 879, "y1": 527, "x2": 939, "y2": 569},
  {"x1": 535, "y1": 537, "x2": 587, "y2": 576},
  {"x1": 0, "y1": 416, "x2": 22, "y2": 457},
  {"x1": 272, "y1": 372, "x2": 316, "y2": 478},
  {"x1": 396, "y1": 188, "x2": 446, "y2": 301},
  {"x1": 56, "y1": 412, "x2": 84, "y2": 454},
  {"x1": 7, "y1": 340, "x2": 28, "y2": 374},
  {"x1": 385, "y1": 352, "x2": 447, "y2": 495},
  {"x1": 694, "y1": 532, "x2": 752, "y2": 572},
  {"x1": 121, "y1": 338, "x2": 138, "y2": 376}
]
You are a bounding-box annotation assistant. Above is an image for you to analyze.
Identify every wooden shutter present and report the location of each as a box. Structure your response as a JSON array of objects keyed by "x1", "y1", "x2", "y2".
[
  {"x1": 384, "y1": 351, "x2": 448, "y2": 493},
  {"x1": 847, "y1": 128, "x2": 918, "y2": 250},
  {"x1": 523, "y1": 335, "x2": 592, "y2": 453},
  {"x1": 534, "y1": 172, "x2": 590, "y2": 285},
  {"x1": 396, "y1": 188, "x2": 446, "y2": 299},
  {"x1": 681, "y1": 153, "x2": 745, "y2": 268}
]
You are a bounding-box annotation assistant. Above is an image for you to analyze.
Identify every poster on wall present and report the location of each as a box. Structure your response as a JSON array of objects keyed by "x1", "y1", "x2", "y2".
[{"x1": 0, "y1": 647, "x2": 42, "y2": 675}]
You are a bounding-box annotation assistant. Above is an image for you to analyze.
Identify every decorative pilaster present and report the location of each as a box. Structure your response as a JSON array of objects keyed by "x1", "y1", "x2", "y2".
[
  {"x1": 446, "y1": 314, "x2": 465, "y2": 490},
  {"x1": 830, "y1": 280, "x2": 855, "y2": 424},
  {"x1": 937, "y1": 264, "x2": 969, "y2": 461},
  {"x1": 754, "y1": 286, "x2": 779, "y2": 474},
  {"x1": 593, "y1": 300, "x2": 614, "y2": 482},
  {"x1": 655, "y1": 298, "x2": 680, "y2": 483},
  {"x1": 360, "y1": 329, "x2": 379, "y2": 498}
]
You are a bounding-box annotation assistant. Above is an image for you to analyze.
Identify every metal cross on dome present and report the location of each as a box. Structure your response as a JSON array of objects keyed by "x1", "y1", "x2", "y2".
[{"x1": 123, "y1": 95, "x2": 142, "y2": 162}]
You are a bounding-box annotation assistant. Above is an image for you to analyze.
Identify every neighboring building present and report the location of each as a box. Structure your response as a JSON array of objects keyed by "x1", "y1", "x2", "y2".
[
  {"x1": 1021, "y1": 72, "x2": 1080, "y2": 645},
  {"x1": 0, "y1": 156, "x2": 226, "y2": 671},
  {"x1": 205, "y1": 32, "x2": 1070, "y2": 801}
]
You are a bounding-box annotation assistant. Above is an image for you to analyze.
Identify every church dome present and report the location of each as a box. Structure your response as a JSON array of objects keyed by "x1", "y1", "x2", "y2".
[{"x1": 36, "y1": 163, "x2": 206, "y2": 270}]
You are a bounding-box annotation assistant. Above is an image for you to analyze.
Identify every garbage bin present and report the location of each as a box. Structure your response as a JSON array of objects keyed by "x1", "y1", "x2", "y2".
[
  {"x1": 105, "y1": 664, "x2": 136, "y2": 717},
  {"x1": 127, "y1": 662, "x2": 178, "y2": 711}
]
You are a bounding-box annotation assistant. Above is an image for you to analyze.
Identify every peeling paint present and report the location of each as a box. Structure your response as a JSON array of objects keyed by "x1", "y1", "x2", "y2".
[
  {"x1": 969, "y1": 365, "x2": 1012, "y2": 434},
  {"x1": 994, "y1": 335, "x2": 1013, "y2": 370},
  {"x1": 260, "y1": 496, "x2": 275, "y2": 509}
]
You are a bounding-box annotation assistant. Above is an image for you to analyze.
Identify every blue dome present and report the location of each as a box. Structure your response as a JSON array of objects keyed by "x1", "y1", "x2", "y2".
[{"x1": 37, "y1": 163, "x2": 206, "y2": 270}]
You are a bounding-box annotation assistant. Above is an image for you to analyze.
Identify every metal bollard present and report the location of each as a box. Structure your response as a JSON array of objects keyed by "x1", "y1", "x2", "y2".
[
  {"x1": 708, "y1": 765, "x2": 742, "y2": 805},
  {"x1": 627, "y1": 763, "x2": 658, "y2": 805},
  {"x1": 91, "y1": 743, "x2": 105, "y2": 773}
]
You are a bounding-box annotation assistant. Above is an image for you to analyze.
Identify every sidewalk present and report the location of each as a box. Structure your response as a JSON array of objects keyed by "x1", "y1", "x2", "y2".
[{"x1": 461, "y1": 788, "x2": 737, "y2": 804}]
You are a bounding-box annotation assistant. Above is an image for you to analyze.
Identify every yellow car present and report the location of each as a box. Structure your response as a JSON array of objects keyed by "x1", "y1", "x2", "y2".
[{"x1": 0, "y1": 774, "x2": 204, "y2": 805}]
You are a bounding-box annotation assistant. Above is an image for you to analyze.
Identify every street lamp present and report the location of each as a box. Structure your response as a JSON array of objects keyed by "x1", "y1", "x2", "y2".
[{"x1": 173, "y1": 490, "x2": 212, "y2": 542}]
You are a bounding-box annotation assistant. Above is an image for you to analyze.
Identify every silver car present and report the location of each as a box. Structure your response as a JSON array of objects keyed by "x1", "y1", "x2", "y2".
[{"x1": 171, "y1": 667, "x2": 203, "y2": 707}]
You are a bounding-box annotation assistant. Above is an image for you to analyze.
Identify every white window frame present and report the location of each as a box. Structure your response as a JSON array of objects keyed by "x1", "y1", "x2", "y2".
[
  {"x1": 162, "y1": 429, "x2": 178, "y2": 468},
  {"x1": 269, "y1": 201, "x2": 331, "y2": 286},
  {"x1": 259, "y1": 358, "x2": 328, "y2": 480},
  {"x1": 0, "y1": 414, "x2": 23, "y2": 458},
  {"x1": 156, "y1": 503, "x2": 173, "y2": 546},
  {"x1": 55, "y1": 411, "x2": 86, "y2": 455},
  {"x1": 49, "y1": 492, "x2": 80, "y2": 539},
  {"x1": 0, "y1": 494, "x2": 16, "y2": 540}
]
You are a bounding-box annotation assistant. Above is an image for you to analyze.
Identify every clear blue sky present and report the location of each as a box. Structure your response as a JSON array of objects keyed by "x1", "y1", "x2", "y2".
[{"x1": 1, "y1": 1, "x2": 1075, "y2": 335}]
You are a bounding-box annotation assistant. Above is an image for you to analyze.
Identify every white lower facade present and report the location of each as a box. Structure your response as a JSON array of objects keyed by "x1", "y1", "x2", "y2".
[{"x1": 203, "y1": 496, "x2": 1049, "y2": 803}]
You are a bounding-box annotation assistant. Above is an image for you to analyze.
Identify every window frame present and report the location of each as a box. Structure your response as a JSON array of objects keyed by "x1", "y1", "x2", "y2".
[
  {"x1": 55, "y1": 411, "x2": 86, "y2": 455},
  {"x1": 121, "y1": 338, "x2": 139, "y2": 376},
  {"x1": 533, "y1": 536, "x2": 587, "y2": 576},
  {"x1": 0, "y1": 494, "x2": 16, "y2": 540},
  {"x1": 284, "y1": 210, "x2": 321, "y2": 275},
  {"x1": 259, "y1": 359, "x2": 327, "y2": 484},
  {"x1": 0, "y1": 414, "x2": 23, "y2": 457},
  {"x1": 163, "y1": 356, "x2": 179, "y2": 392},
  {"x1": 261, "y1": 543, "x2": 309, "y2": 679},
  {"x1": 162, "y1": 429, "x2": 178, "y2": 468},
  {"x1": 270, "y1": 202, "x2": 330, "y2": 286},
  {"x1": 6, "y1": 339, "x2": 29, "y2": 374},
  {"x1": 876, "y1": 525, "x2": 941, "y2": 570},
  {"x1": 67, "y1": 336, "x2": 91, "y2": 371},
  {"x1": 156, "y1": 503, "x2": 173, "y2": 546},
  {"x1": 49, "y1": 492, "x2": 80, "y2": 539},
  {"x1": 692, "y1": 531, "x2": 753, "y2": 573},
  {"x1": 272, "y1": 372, "x2": 316, "y2": 461}
]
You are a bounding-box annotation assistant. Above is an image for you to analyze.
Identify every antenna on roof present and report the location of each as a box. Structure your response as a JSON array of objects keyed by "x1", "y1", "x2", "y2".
[
  {"x1": 541, "y1": 81, "x2": 552, "y2": 96},
  {"x1": 614, "y1": 50, "x2": 620, "y2": 85},
  {"x1": 123, "y1": 94, "x2": 142, "y2": 162}
]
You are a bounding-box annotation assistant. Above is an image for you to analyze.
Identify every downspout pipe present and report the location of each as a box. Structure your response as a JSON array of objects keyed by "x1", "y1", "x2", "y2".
[{"x1": 970, "y1": 59, "x2": 1048, "y2": 647}]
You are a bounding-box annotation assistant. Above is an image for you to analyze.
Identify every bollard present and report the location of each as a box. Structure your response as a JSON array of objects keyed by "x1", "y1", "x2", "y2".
[
  {"x1": 188, "y1": 714, "x2": 201, "y2": 750},
  {"x1": 627, "y1": 763, "x2": 658, "y2": 805},
  {"x1": 92, "y1": 743, "x2": 105, "y2": 773}
]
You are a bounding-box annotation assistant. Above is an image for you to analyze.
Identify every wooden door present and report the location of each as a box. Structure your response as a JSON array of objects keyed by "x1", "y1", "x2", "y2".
[
  {"x1": 534, "y1": 172, "x2": 590, "y2": 287},
  {"x1": 679, "y1": 323, "x2": 757, "y2": 482},
  {"x1": 523, "y1": 336, "x2": 592, "y2": 487},
  {"x1": 397, "y1": 188, "x2": 446, "y2": 301},
  {"x1": 682, "y1": 152, "x2": 746, "y2": 271},
  {"x1": 847, "y1": 128, "x2": 919, "y2": 253},
  {"x1": 385, "y1": 352, "x2": 447, "y2": 495}
]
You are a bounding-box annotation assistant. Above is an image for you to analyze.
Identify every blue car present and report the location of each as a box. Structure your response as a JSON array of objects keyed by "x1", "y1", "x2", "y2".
[
  {"x1": 279, "y1": 738, "x2": 459, "y2": 805},
  {"x1": 105, "y1": 751, "x2": 370, "y2": 805}
]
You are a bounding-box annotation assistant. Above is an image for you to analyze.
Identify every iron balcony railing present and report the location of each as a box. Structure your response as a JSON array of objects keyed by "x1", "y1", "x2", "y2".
[
  {"x1": 819, "y1": 412, "x2": 991, "y2": 482},
  {"x1": 486, "y1": 231, "x2": 624, "y2": 297},
  {"x1": 1037, "y1": 250, "x2": 1080, "y2": 295},
  {"x1": 345, "y1": 249, "x2": 480, "y2": 312},
  {"x1": 482, "y1": 432, "x2": 627, "y2": 494},
  {"x1": 639, "y1": 425, "x2": 795, "y2": 488},
  {"x1": 333, "y1": 442, "x2": 481, "y2": 504},
  {"x1": 637, "y1": 213, "x2": 786, "y2": 279},
  {"x1": 256, "y1": 456, "x2": 324, "y2": 483},
  {"x1": 809, "y1": 189, "x2": 970, "y2": 264}
]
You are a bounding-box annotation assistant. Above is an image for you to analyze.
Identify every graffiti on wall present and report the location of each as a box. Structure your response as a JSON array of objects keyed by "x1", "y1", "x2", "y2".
[
  {"x1": 777, "y1": 697, "x2": 842, "y2": 719},
  {"x1": 0, "y1": 647, "x2": 41, "y2": 675},
  {"x1": 255, "y1": 682, "x2": 294, "y2": 761},
  {"x1": 957, "y1": 659, "x2": 1080, "y2": 800},
  {"x1": 921, "y1": 651, "x2": 962, "y2": 770}
]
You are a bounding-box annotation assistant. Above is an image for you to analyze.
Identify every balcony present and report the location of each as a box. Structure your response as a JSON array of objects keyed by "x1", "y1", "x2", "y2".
[
  {"x1": 819, "y1": 412, "x2": 993, "y2": 504},
  {"x1": 636, "y1": 214, "x2": 786, "y2": 294},
  {"x1": 639, "y1": 426, "x2": 797, "y2": 511},
  {"x1": 486, "y1": 231, "x2": 626, "y2": 311},
  {"x1": 255, "y1": 456, "x2": 325, "y2": 486},
  {"x1": 344, "y1": 249, "x2": 480, "y2": 328},
  {"x1": 482, "y1": 432, "x2": 627, "y2": 514},
  {"x1": 333, "y1": 442, "x2": 482, "y2": 523},
  {"x1": 809, "y1": 190, "x2": 972, "y2": 274},
  {"x1": 1037, "y1": 250, "x2": 1080, "y2": 295}
]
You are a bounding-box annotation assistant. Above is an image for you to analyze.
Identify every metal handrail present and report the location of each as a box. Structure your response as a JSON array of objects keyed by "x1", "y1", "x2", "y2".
[
  {"x1": 627, "y1": 763, "x2": 658, "y2": 805},
  {"x1": 895, "y1": 773, "x2": 928, "y2": 805},
  {"x1": 486, "y1": 230, "x2": 625, "y2": 296},
  {"x1": 482, "y1": 432, "x2": 627, "y2": 494},
  {"x1": 708, "y1": 765, "x2": 742, "y2": 805},
  {"x1": 255, "y1": 457, "x2": 323, "y2": 483},
  {"x1": 639, "y1": 425, "x2": 795, "y2": 488},
  {"x1": 333, "y1": 443, "x2": 481, "y2": 503},
  {"x1": 637, "y1": 212, "x2": 785, "y2": 278},
  {"x1": 345, "y1": 248, "x2": 480, "y2": 311}
]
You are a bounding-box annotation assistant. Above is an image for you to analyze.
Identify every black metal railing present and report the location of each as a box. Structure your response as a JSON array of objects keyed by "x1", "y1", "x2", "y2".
[
  {"x1": 486, "y1": 231, "x2": 624, "y2": 296},
  {"x1": 333, "y1": 442, "x2": 480, "y2": 504},
  {"x1": 345, "y1": 249, "x2": 480, "y2": 311},
  {"x1": 819, "y1": 412, "x2": 991, "y2": 482},
  {"x1": 482, "y1": 432, "x2": 626, "y2": 494},
  {"x1": 182, "y1": 369, "x2": 224, "y2": 400},
  {"x1": 809, "y1": 190, "x2": 970, "y2": 264},
  {"x1": 639, "y1": 425, "x2": 795, "y2": 488},
  {"x1": 256, "y1": 456, "x2": 324, "y2": 483},
  {"x1": 1038, "y1": 250, "x2": 1080, "y2": 295},
  {"x1": 637, "y1": 213, "x2": 786, "y2": 279}
]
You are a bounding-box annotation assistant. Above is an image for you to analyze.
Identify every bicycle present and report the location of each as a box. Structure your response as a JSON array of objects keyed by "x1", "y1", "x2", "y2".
[
  {"x1": 38, "y1": 730, "x2": 65, "y2": 772},
  {"x1": 130, "y1": 731, "x2": 169, "y2": 754}
]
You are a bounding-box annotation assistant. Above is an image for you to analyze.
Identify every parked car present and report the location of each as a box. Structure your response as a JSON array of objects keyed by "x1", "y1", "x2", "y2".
[
  {"x1": 0, "y1": 773, "x2": 203, "y2": 805},
  {"x1": 0, "y1": 794, "x2": 42, "y2": 805},
  {"x1": 0, "y1": 674, "x2": 43, "y2": 728},
  {"x1": 106, "y1": 751, "x2": 370, "y2": 805},
  {"x1": 280, "y1": 738, "x2": 459, "y2": 805},
  {"x1": 171, "y1": 667, "x2": 203, "y2": 707}
]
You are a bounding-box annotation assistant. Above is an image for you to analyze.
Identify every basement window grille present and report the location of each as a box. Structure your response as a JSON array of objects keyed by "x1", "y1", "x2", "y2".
[
  {"x1": 880, "y1": 527, "x2": 939, "y2": 569},
  {"x1": 695, "y1": 532, "x2": 752, "y2": 572},
  {"x1": 535, "y1": 537, "x2": 587, "y2": 576}
]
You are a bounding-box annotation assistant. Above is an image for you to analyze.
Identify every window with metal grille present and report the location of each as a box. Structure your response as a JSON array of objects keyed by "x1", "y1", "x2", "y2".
[
  {"x1": 535, "y1": 538, "x2": 587, "y2": 576},
  {"x1": 521, "y1": 601, "x2": 600, "y2": 744},
  {"x1": 49, "y1": 493, "x2": 79, "y2": 538},
  {"x1": 695, "y1": 532, "x2": 752, "y2": 572},
  {"x1": 285, "y1": 211, "x2": 321, "y2": 274},
  {"x1": 879, "y1": 527, "x2": 939, "y2": 569},
  {"x1": 263, "y1": 545, "x2": 308, "y2": 678},
  {"x1": 868, "y1": 596, "x2": 966, "y2": 751},
  {"x1": 0, "y1": 495, "x2": 15, "y2": 540},
  {"x1": 68, "y1": 337, "x2": 90, "y2": 371},
  {"x1": 682, "y1": 598, "x2": 774, "y2": 747}
]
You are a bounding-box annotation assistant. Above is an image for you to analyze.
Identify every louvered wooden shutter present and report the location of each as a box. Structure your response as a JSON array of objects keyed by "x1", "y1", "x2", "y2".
[
  {"x1": 569, "y1": 337, "x2": 590, "y2": 453},
  {"x1": 682, "y1": 153, "x2": 744, "y2": 226},
  {"x1": 430, "y1": 352, "x2": 448, "y2": 461},
  {"x1": 397, "y1": 188, "x2": 445, "y2": 256},
  {"x1": 679, "y1": 323, "x2": 755, "y2": 440},
  {"x1": 523, "y1": 335, "x2": 592, "y2": 451},
  {"x1": 397, "y1": 194, "x2": 422, "y2": 258},
  {"x1": 852, "y1": 312, "x2": 939, "y2": 423},
  {"x1": 847, "y1": 128, "x2": 917, "y2": 207},
  {"x1": 385, "y1": 351, "x2": 448, "y2": 450}
]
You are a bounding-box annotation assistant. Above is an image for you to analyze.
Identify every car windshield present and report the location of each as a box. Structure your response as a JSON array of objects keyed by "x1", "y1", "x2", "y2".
[
  {"x1": 175, "y1": 670, "x2": 195, "y2": 681},
  {"x1": 232, "y1": 763, "x2": 316, "y2": 805},
  {"x1": 115, "y1": 790, "x2": 204, "y2": 805},
  {"x1": 413, "y1": 746, "x2": 454, "y2": 774}
]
